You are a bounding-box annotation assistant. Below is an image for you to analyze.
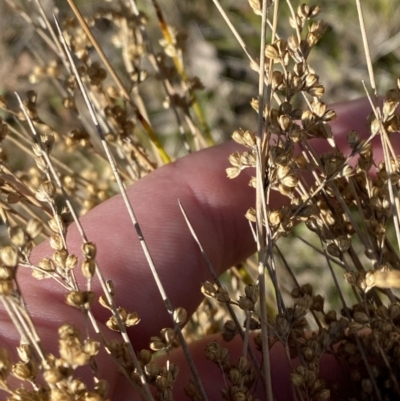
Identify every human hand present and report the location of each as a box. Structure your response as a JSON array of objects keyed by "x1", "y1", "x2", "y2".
[{"x1": 0, "y1": 97, "x2": 379, "y2": 400}]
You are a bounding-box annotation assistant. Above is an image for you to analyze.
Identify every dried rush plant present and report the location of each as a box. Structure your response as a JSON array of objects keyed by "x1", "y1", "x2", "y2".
[{"x1": 0, "y1": 0, "x2": 400, "y2": 400}]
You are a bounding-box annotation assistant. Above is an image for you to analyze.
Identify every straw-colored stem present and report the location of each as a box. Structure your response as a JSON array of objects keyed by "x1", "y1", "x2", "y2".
[
  {"x1": 56, "y1": 17, "x2": 209, "y2": 400},
  {"x1": 179, "y1": 201, "x2": 262, "y2": 374},
  {"x1": 65, "y1": 0, "x2": 170, "y2": 164}
]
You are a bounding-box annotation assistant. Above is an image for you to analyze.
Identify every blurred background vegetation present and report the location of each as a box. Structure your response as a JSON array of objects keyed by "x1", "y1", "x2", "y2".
[{"x1": 1, "y1": 0, "x2": 400, "y2": 142}]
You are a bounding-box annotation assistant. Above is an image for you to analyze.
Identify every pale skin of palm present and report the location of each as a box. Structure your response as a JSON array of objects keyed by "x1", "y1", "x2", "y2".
[{"x1": 0, "y1": 98, "x2": 388, "y2": 400}]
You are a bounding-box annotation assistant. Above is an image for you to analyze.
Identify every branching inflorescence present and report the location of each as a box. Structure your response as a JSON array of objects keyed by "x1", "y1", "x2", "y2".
[{"x1": 0, "y1": 0, "x2": 399, "y2": 400}]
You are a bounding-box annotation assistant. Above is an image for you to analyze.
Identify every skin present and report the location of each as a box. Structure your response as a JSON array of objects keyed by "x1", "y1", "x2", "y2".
[{"x1": 0, "y1": 98, "x2": 384, "y2": 400}]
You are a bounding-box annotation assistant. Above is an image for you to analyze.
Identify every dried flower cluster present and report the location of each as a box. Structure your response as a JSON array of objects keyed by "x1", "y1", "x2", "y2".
[
  {"x1": 0, "y1": 0, "x2": 209, "y2": 400},
  {"x1": 224, "y1": 1, "x2": 400, "y2": 400},
  {"x1": 0, "y1": 0, "x2": 399, "y2": 400}
]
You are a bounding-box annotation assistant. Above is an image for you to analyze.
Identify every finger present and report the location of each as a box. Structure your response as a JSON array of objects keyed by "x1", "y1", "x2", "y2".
[
  {"x1": 6, "y1": 97, "x2": 375, "y2": 351},
  {"x1": 333, "y1": 97, "x2": 372, "y2": 138},
  {"x1": 332, "y1": 96, "x2": 400, "y2": 161},
  {"x1": 1, "y1": 140, "x2": 256, "y2": 397},
  {"x1": 6, "y1": 140, "x2": 256, "y2": 352}
]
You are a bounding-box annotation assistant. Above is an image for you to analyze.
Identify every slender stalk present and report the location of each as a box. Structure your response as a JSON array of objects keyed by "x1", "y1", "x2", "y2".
[
  {"x1": 55, "y1": 17, "x2": 209, "y2": 401},
  {"x1": 65, "y1": 0, "x2": 170, "y2": 163},
  {"x1": 355, "y1": 0, "x2": 377, "y2": 97},
  {"x1": 127, "y1": 0, "x2": 192, "y2": 154},
  {"x1": 150, "y1": 0, "x2": 214, "y2": 147},
  {"x1": 254, "y1": 0, "x2": 277, "y2": 399},
  {"x1": 179, "y1": 201, "x2": 262, "y2": 375},
  {"x1": 210, "y1": 0, "x2": 257, "y2": 66}
]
